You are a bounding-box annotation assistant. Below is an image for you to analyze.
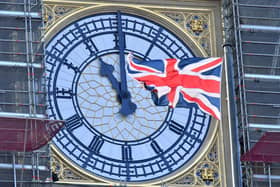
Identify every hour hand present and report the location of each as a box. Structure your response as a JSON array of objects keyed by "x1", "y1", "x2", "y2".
[
  {"x1": 99, "y1": 58, "x2": 120, "y2": 95},
  {"x1": 119, "y1": 90, "x2": 137, "y2": 116},
  {"x1": 99, "y1": 58, "x2": 136, "y2": 116}
]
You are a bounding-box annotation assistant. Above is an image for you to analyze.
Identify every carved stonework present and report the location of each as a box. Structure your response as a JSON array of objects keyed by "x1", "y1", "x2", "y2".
[
  {"x1": 50, "y1": 151, "x2": 100, "y2": 183},
  {"x1": 168, "y1": 136, "x2": 221, "y2": 186},
  {"x1": 195, "y1": 162, "x2": 219, "y2": 186},
  {"x1": 186, "y1": 15, "x2": 208, "y2": 36},
  {"x1": 161, "y1": 12, "x2": 185, "y2": 26},
  {"x1": 51, "y1": 136, "x2": 221, "y2": 186},
  {"x1": 44, "y1": 4, "x2": 82, "y2": 31},
  {"x1": 43, "y1": 2, "x2": 216, "y2": 56},
  {"x1": 157, "y1": 11, "x2": 212, "y2": 56},
  {"x1": 185, "y1": 14, "x2": 211, "y2": 56},
  {"x1": 51, "y1": 154, "x2": 83, "y2": 181}
]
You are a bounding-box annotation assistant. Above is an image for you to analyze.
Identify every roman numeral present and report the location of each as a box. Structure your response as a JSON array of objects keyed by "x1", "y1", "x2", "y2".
[
  {"x1": 65, "y1": 115, "x2": 83, "y2": 131},
  {"x1": 63, "y1": 59, "x2": 80, "y2": 73},
  {"x1": 56, "y1": 88, "x2": 75, "y2": 99},
  {"x1": 73, "y1": 23, "x2": 98, "y2": 55},
  {"x1": 45, "y1": 50, "x2": 62, "y2": 65},
  {"x1": 169, "y1": 120, "x2": 184, "y2": 135},
  {"x1": 122, "y1": 145, "x2": 133, "y2": 161},
  {"x1": 143, "y1": 28, "x2": 163, "y2": 59},
  {"x1": 88, "y1": 136, "x2": 104, "y2": 153},
  {"x1": 151, "y1": 140, "x2": 162, "y2": 154},
  {"x1": 84, "y1": 38, "x2": 98, "y2": 55}
]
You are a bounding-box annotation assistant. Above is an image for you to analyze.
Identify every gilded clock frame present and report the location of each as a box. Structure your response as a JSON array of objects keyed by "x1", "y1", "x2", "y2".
[{"x1": 44, "y1": 1, "x2": 225, "y2": 186}]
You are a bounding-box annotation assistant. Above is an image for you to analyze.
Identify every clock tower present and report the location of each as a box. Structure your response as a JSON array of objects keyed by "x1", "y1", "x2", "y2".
[{"x1": 43, "y1": 1, "x2": 233, "y2": 186}]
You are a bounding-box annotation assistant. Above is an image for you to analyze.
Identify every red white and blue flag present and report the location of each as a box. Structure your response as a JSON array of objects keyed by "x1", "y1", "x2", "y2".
[{"x1": 127, "y1": 54, "x2": 223, "y2": 120}]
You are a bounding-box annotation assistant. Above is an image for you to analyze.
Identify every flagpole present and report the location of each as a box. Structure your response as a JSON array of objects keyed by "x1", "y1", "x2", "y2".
[{"x1": 223, "y1": 43, "x2": 242, "y2": 187}]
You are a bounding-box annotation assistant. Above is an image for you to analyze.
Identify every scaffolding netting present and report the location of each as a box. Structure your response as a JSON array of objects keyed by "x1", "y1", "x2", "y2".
[
  {"x1": 0, "y1": 116, "x2": 64, "y2": 152},
  {"x1": 241, "y1": 132, "x2": 280, "y2": 163}
]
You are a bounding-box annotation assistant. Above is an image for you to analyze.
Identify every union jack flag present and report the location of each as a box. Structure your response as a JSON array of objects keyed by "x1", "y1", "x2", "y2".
[{"x1": 127, "y1": 54, "x2": 223, "y2": 120}]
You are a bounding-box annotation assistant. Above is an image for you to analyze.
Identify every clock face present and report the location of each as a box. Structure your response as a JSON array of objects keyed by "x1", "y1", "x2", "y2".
[{"x1": 46, "y1": 10, "x2": 212, "y2": 183}]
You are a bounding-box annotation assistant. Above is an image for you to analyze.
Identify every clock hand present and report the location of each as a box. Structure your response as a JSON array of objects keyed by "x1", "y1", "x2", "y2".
[
  {"x1": 99, "y1": 58, "x2": 121, "y2": 103},
  {"x1": 117, "y1": 11, "x2": 137, "y2": 116},
  {"x1": 100, "y1": 58, "x2": 137, "y2": 115}
]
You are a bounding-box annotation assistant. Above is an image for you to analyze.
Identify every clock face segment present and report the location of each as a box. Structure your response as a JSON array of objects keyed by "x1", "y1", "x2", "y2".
[
  {"x1": 76, "y1": 54, "x2": 167, "y2": 141},
  {"x1": 46, "y1": 12, "x2": 211, "y2": 182}
]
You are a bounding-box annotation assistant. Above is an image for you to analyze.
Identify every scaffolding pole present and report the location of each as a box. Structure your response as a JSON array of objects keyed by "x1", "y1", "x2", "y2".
[
  {"x1": 12, "y1": 153, "x2": 16, "y2": 187},
  {"x1": 240, "y1": 24, "x2": 280, "y2": 33},
  {"x1": 268, "y1": 165, "x2": 272, "y2": 187},
  {"x1": 0, "y1": 10, "x2": 40, "y2": 18}
]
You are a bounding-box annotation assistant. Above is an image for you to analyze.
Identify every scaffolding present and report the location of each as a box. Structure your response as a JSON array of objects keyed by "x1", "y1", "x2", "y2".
[
  {"x1": 0, "y1": 0, "x2": 52, "y2": 186},
  {"x1": 2, "y1": 0, "x2": 280, "y2": 186},
  {"x1": 232, "y1": 0, "x2": 280, "y2": 186}
]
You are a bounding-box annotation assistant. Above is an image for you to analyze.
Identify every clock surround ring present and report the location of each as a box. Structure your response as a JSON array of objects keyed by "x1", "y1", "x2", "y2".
[{"x1": 45, "y1": 5, "x2": 218, "y2": 185}]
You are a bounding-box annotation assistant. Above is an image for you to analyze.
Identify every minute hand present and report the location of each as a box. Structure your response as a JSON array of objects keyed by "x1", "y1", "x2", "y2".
[{"x1": 117, "y1": 11, "x2": 137, "y2": 116}]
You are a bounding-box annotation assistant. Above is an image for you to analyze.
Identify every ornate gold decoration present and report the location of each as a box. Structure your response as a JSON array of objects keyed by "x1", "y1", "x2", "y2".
[
  {"x1": 185, "y1": 14, "x2": 211, "y2": 56},
  {"x1": 50, "y1": 136, "x2": 221, "y2": 186},
  {"x1": 189, "y1": 19, "x2": 204, "y2": 33},
  {"x1": 168, "y1": 136, "x2": 220, "y2": 186},
  {"x1": 201, "y1": 167, "x2": 215, "y2": 181},
  {"x1": 187, "y1": 15, "x2": 208, "y2": 35},
  {"x1": 156, "y1": 11, "x2": 212, "y2": 56},
  {"x1": 161, "y1": 12, "x2": 185, "y2": 27},
  {"x1": 43, "y1": 2, "x2": 217, "y2": 56},
  {"x1": 43, "y1": 4, "x2": 82, "y2": 31},
  {"x1": 50, "y1": 152, "x2": 99, "y2": 182},
  {"x1": 195, "y1": 162, "x2": 219, "y2": 186},
  {"x1": 51, "y1": 154, "x2": 82, "y2": 180}
]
